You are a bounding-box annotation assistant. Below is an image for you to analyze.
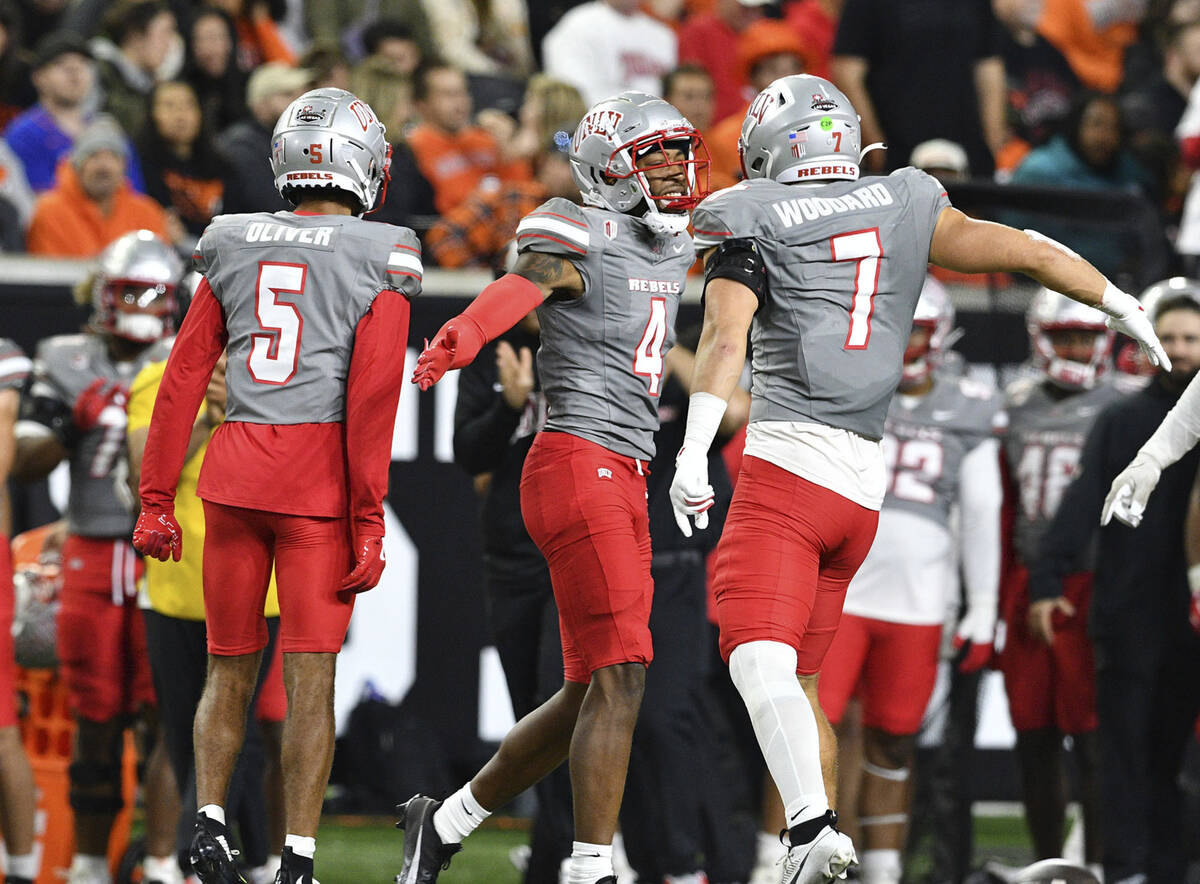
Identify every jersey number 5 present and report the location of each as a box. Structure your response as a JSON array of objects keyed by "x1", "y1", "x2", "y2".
[
  {"x1": 250, "y1": 262, "x2": 306, "y2": 385},
  {"x1": 831, "y1": 228, "x2": 882, "y2": 350},
  {"x1": 633, "y1": 297, "x2": 667, "y2": 396}
]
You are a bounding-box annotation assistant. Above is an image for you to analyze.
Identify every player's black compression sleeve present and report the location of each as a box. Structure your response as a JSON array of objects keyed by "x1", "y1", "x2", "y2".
[
  {"x1": 453, "y1": 346, "x2": 524, "y2": 477},
  {"x1": 1029, "y1": 411, "x2": 1111, "y2": 602}
]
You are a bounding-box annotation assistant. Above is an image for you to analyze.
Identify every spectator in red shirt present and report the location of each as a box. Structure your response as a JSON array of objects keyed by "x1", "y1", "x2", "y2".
[
  {"x1": 784, "y1": 0, "x2": 842, "y2": 79},
  {"x1": 706, "y1": 20, "x2": 809, "y2": 187},
  {"x1": 678, "y1": 0, "x2": 768, "y2": 121},
  {"x1": 404, "y1": 61, "x2": 528, "y2": 215}
]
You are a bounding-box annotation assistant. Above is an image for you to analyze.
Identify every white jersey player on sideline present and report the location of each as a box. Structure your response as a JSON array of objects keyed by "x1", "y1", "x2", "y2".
[
  {"x1": 817, "y1": 277, "x2": 1003, "y2": 884},
  {"x1": 666, "y1": 73, "x2": 1169, "y2": 884}
]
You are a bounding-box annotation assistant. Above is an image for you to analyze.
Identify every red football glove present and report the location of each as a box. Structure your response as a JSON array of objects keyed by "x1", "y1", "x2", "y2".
[
  {"x1": 952, "y1": 635, "x2": 993, "y2": 673},
  {"x1": 411, "y1": 326, "x2": 461, "y2": 391},
  {"x1": 341, "y1": 535, "x2": 385, "y2": 594},
  {"x1": 133, "y1": 509, "x2": 182, "y2": 562},
  {"x1": 73, "y1": 379, "x2": 129, "y2": 431}
]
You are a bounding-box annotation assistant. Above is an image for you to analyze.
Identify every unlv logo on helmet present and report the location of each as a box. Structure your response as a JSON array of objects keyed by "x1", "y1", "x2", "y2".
[
  {"x1": 748, "y1": 91, "x2": 775, "y2": 126},
  {"x1": 572, "y1": 109, "x2": 625, "y2": 151}
]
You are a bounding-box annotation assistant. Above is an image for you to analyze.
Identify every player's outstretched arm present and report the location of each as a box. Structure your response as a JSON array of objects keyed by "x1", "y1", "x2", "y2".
[
  {"x1": 410, "y1": 253, "x2": 583, "y2": 390},
  {"x1": 133, "y1": 278, "x2": 227, "y2": 563},
  {"x1": 955, "y1": 438, "x2": 1003, "y2": 668},
  {"x1": 342, "y1": 291, "x2": 412, "y2": 594},
  {"x1": 1102, "y1": 369, "x2": 1200, "y2": 527},
  {"x1": 670, "y1": 253, "x2": 759, "y2": 537},
  {"x1": 929, "y1": 207, "x2": 1170, "y2": 370}
]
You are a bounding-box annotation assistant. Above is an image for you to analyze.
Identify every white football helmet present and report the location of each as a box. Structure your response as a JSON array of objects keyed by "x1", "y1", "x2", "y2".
[
  {"x1": 1138, "y1": 276, "x2": 1200, "y2": 323},
  {"x1": 739, "y1": 74, "x2": 870, "y2": 184},
  {"x1": 569, "y1": 91, "x2": 708, "y2": 235},
  {"x1": 1027, "y1": 288, "x2": 1113, "y2": 390},
  {"x1": 92, "y1": 230, "x2": 182, "y2": 343},
  {"x1": 270, "y1": 87, "x2": 391, "y2": 213},
  {"x1": 901, "y1": 275, "x2": 956, "y2": 389}
]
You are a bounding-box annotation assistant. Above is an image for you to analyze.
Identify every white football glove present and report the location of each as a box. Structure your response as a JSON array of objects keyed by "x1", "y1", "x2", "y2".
[
  {"x1": 1100, "y1": 282, "x2": 1172, "y2": 371},
  {"x1": 670, "y1": 444, "x2": 714, "y2": 538},
  {"x1": 1100, "y1": 453, "x2": 1162, "y2": 528}
]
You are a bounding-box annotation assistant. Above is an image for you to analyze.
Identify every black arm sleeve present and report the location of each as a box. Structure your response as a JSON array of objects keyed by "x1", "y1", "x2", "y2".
[
  {"x1": 1028, "y1": 411, "x2": 1111, "y2": 602},
  {"x1": 703, "y1": 237, "x2": 767, "y2": 310},
  {"x1": 453, "y1": 345, "x2": 524, "y2": 476}
]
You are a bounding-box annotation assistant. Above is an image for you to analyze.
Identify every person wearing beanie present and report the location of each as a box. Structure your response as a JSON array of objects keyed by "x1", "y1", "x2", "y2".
[{"x1": 26, "y1": 114, "x2": 168, "y2": 256}]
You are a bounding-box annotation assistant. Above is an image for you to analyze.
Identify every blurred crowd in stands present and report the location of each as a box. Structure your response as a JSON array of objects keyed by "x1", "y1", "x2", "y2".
[{"x1": 0, "y1": 0, "x2": 1196, "y2": 279}]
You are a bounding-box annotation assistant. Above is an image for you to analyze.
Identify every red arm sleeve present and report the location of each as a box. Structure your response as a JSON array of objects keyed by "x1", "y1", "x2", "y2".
[
  {"x1": 345, "y1": 290, "x2": 411, "y2": 536},
  {"x1": 138, "y1": 279, "x2": 227, "y2": 512}
]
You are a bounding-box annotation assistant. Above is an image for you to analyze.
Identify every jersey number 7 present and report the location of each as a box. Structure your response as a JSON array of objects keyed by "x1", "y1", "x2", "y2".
[
  {"x1": 250, "y1": 261, "x2": 307, "y2": 385},
  {"x1": 831, "y1": 228, "x2": 882, "y2": 350}
]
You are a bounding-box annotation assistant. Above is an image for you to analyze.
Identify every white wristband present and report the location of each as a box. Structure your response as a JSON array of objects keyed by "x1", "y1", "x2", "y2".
[
  {"x1": 681, "y1": 392, "x2": 728, "y2": 454},
  {"x1": 1098, "y1": 280, "x2": 1139, "y2": 320},
  {"x1": 1189, "y1": 564, "x2": 1200, "y2": 596}
]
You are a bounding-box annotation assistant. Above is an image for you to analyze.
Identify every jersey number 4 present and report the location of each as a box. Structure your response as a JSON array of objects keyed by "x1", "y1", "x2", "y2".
[
  {"x1": 249, "y1": 262, "x2": 307, "y2": 385},
  {"x1": 634, "y1": 297, "x2": 667, "y2": 396},
  {"x1": 831, "y1": 229, "x2": 882, "y2": 350}
]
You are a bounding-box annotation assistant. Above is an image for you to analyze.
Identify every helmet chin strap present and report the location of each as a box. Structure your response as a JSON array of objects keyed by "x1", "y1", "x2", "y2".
[
  {"x1": 643, "y1": 210, "x2": 690, "y2": 235},
  {"x1": 859, "y1": 142, "x2": 886, "y2": 162}
]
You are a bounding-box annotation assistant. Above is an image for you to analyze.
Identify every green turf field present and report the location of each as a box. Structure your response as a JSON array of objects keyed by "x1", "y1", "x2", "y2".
[{"x1": 314, "y1": 814, "x2": 1035, "y2": 883}]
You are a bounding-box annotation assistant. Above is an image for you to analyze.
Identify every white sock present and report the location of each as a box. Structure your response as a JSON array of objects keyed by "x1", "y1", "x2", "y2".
[
  {"x1": 433, "y1": 783, "x2": 491, "y2": 844},
  {"x1": 198, "y1": 804, "x2": 226, "y2": 827},
  {"x1": 729, "y1": 641, "x2": 830, "y2": 829},
  {"x1": 756, "y1": 830, "x2": 787, "y2": 865},
  {"x1": 7, "y1": 853, "x2": 38, "y2": 879},
  {"x1": 284, "y1": 834, "x2": 315, "y2": 859},
  {"x1": 143, "y1": 855, "x2": 183, "y2": 884},
  {"x1": 860, "y1": 848, "x2": 902, "y2": 884},
  {"x1": 69, "y1": 855, "x2": 111, "y2": 882},
  {"x1": 566, "y1": 841, "x2": 613, "y2": 884}
]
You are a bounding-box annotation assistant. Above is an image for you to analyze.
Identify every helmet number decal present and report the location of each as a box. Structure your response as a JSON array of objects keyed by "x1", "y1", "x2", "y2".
[
  {"x1": 309, "y1": 143, "x2": 323, "y2": 163},
  {"x1": 831, "y1": 228, "x2": 883, "y2": 350},
  {"x1": 832, "y1": 131, "x2": 842, "y2": 152},
  {"x1": 249, "y1": 261, "x2": 307, "y2": 386},
  {"x1": 633, "y1": 297, "x2": 667, "y2": 396}
]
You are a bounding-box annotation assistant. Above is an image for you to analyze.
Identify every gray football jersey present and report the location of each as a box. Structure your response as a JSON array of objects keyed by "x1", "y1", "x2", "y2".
[
  {"x1": 883, "y1": 375, "x2": 1003, "y2": 528},
  {"x1": 0, "y1": 338, "x2": 30, "y2": 392},
  {"x1": 28, "y1": 334, "x2": 171, "y2": 537},
  {"x1": 516, "y1": 198, "x2": 694, "y2": 461},
  {"x1": 692, "y1": 167, "x2": 950, "y2": 440},
  {"x1": 1002, "y1": 376, "x2": 1125, "y2": 563},
  {"x1": 194, "y1": 211, "x2": 422, "y2": 425}
]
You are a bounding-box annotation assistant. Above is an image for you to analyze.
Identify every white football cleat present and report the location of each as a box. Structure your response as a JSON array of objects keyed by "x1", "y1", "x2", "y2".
[{"x1": 779, "y1": 812, "x2": 857, "y2": 884}]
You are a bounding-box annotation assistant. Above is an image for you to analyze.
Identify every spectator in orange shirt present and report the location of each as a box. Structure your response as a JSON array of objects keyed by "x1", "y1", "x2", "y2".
[
  {"x1": 405, "y1": 61, "x2": 528, "y2": 215},
  {"x1": 426, "y1": 127, "x2": 580, "y2": 271},
  {"x1": 678, "y1": 0, "x2": 768, "y2": 121},
  {"x1": 707, "y1": 20, "x2": 808, "y2": 187},
  {"x1": 26, "y1": 114, "x2": 167, "y2": 257}
]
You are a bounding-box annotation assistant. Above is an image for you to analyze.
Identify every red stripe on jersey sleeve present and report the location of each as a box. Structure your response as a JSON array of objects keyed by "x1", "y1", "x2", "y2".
[
  {"x1": 527, "y1": 211, "x2": 587, "y2": 228},
  {"x1": 516, "y1": 232, "x2": 586, "y2": 253},
  {"x1": 392, "y1": 243, "x2": 421, "y2": 253}
]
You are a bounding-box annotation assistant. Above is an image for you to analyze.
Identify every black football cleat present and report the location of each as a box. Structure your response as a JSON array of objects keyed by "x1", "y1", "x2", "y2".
[
  {"x1": 394, "y1": 795, "x2": 461, "y2": 884},
  {"x1": 190, "y1": 813, "x2": 247, "y2": 884},
  {"x1": 273, "y1": 847, "x2": 318, "y2": 884}
]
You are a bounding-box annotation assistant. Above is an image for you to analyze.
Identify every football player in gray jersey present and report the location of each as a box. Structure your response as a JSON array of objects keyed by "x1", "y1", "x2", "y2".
[
  {"x1": 133, "y1": 89, "x2": 418, "y2": 884},
  {"x1": 817, "y1": 278, "x2": 1004, "y2": 884},
  {"x1": 667, "y1": 74, "x2": 1168, "y2": 883},
  {"x1": 402, "y1": 92, "x2": 706, "y2": 884},
  {"x1": 13, "y1": 231, "x2": 181, "y2": 884}
]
